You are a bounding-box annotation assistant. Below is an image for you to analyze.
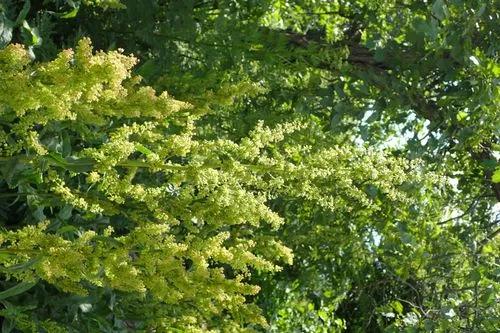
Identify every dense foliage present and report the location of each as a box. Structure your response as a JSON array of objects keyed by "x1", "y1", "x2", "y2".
[{"x1": 0, "y1": 0, "x2": 498, "y2": 332}]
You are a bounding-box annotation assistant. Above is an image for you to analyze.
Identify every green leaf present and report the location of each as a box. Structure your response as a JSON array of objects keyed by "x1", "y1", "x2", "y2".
[
  {"x1": 318, "y1": 309, "x2": 328, "y2": 321},
  {"x1": 481, "y1": 159, "x2": 497, "y2": 170},
  {"x1": 0, "y1": 281, "x2": 37, "y2": 300},
  {"x1": 456, "y1": 111, "x2": 468, "y2": 121},
  {"x1": 58, "y1": 205, "x2": 73, "y2": 220},
  {"x1": 3, "y1": 258, "x2": 40, "y2": 273},
  {"x1": 64, "y1": 156, "x2": 95, "y2": 172},
  {"x1": 56, "y1": 225, "x2": 79, "y2": 235},
  {"x1": 374, "y1": 49, "x2": 385, "y2": 62},
  {"x1": 59, "y1": 7, "x2": 79, "y2": 19},
  {"x1": 480, "y1": 287, "x2": 494, "y2": 304},
  {"x1": 0, "y1": 13, "x2": 14, "y2": 48},
  {"x1": 14, "y1": 0, "x2": 30, "y2": 26},
  {"x1": 135, "y1": 143, "x2": 153, "y2": 156},
  {"x1": 413, "y1": 19, "x2": 438, "y2": 40},
  {"x1": 469, "y1": 55, "x2": 480, "y2": 66},
  {"x1": 469, "y1": 269, "x2": 481, "y2": 282},
  {"x1": 21, "y1": 20, "x2": 41, "y2": 46},
  {"x1": 46, "y1": 152, "x2": 69, "y2": 167},
  {"x1": 61, "y1": 132, "x2": 72, "y2": 157},
  {"x1": 46, "y1": 153, "x2": 95, "y2": 172},
  {"x1": 136, "y1": 59, "x2": 157, "y2": 81},
  {"x1": 390, "y1": 300, "x2": 404, "y2": 314},
  {"x1": 492, "y1": 168, "x2": 500, "y2": 183},
  {"x1": 32, "y1": 206, "x2": 45, "y2": 221},
  {"x1": 432, "y1": 0, "x2": 449, "y2": 21},
  {"x1": 1, "y1": 317, "x2": 15, "y2": 333}
]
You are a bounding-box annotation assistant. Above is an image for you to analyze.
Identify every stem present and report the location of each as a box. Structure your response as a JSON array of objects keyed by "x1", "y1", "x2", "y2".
[
  {"x1": 0, "y1": 193, "x2": 54, "y2": 198},
  {"x1": 116, "y1": 160, "x2": 186, "y2": 170},
  {"x1": 0, "y1": 248, "x2": 38, "y2": 255},
  {"x1": 0, "y1": 156, "x2": 29, "y2": 162},
  {"x1": 1, "y1": 154, "x2": 271, "y2": 174}
]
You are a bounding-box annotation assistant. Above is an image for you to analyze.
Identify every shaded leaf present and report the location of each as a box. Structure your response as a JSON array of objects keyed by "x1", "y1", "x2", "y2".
[
  {"x1": 0, "y1": 281, "x2": 37, "y2": 300},
  {"x1": 0, "y1": 13, "x2": 13, "y2": 48}
]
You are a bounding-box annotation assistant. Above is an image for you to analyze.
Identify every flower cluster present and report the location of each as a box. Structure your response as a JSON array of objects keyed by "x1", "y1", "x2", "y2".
[{"x1": 0, "y1": 39, "x2": 426, "y2": 330}]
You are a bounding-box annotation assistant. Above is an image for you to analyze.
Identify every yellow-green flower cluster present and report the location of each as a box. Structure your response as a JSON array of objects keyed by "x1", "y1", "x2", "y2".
[
  {"x1": 83, "y1": 0, "x2": 125, "y2": 9},
  {"x1": 0, "y1": 39, "x2": 190, "y2": 156},
  {"x1": 0, "y1": 39, "x2": 428, "y2": 330}
]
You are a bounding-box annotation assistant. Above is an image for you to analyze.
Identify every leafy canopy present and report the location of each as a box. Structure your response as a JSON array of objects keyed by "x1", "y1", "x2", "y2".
[{"x1": 0, "y1": 0, "x2": 498, "y2": 332}]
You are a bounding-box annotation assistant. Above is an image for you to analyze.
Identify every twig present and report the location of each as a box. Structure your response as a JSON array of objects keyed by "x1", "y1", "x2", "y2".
[{"x1": 437, "y1": 194, "x2": 486, "y2": 225}]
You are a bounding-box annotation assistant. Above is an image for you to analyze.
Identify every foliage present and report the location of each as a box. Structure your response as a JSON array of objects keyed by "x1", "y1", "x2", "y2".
[{"x1": 0, "y1": 0, "x2": 498, "y2": 332}]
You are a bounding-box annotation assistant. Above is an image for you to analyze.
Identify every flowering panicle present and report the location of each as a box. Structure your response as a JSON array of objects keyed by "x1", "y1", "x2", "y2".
[{"x1": 0, "y1": 39, "x2": 427, "y2": 330}]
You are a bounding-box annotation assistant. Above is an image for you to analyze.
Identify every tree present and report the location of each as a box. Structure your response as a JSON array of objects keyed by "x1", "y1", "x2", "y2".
[{"x1": 0, "y1": 0, "x2": 498, "y2": 331}]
